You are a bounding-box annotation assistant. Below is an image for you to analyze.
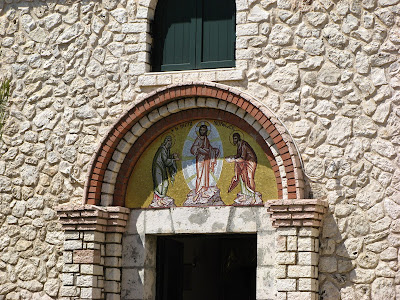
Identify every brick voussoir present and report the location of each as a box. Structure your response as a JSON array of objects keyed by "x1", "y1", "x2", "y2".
[{"x1": 85, "y1": 83, "x2": 305, "y2": 206}]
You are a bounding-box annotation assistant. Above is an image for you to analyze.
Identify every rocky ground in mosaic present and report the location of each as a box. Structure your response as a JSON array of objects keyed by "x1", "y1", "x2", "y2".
[{"x1": 0, "y1": 0, "x2": 399, "y2": 298}]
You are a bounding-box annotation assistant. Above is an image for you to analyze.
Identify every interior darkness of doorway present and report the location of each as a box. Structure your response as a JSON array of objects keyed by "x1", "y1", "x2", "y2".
[{"x1": 156, "y1": 234, "x2": 257, "y2": 300}]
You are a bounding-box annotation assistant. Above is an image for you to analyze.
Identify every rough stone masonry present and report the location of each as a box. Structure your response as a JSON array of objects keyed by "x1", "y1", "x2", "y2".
[{"x1": 0, "y1": 0, "x2": 399, "y2": 299}]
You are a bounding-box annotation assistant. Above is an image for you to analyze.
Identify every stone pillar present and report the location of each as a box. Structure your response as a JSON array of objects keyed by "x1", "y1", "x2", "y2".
[
  {"x1": 56, "y1": 205, "x2": 130, "y2": 300},
  {"x1": 266, "y1": 199, "x2": 328, "y2": 300}
]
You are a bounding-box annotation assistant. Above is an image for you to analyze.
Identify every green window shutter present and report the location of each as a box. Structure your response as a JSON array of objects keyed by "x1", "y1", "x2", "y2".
[
  {"x1": 197, "y1": 0, "x2": 236, "y2": 69},
  {"x1": 152, "y1": 0, "x2": 196, "y2": 71},
  {"x1": 152, "y1": 0, "x2": 235, "y2": 72}
]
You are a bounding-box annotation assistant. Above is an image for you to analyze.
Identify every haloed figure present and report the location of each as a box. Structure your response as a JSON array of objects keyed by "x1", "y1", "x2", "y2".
[
  {"x1": 190, "y1": 124, "x2": 220, "y2": 194},
  {"x1": 226, "y1": 133, "x2": 262, "y2": 205},
  {"x1": 184, "y1": 123, "x2": 224, "y2": 206},
  {"x1": 150, "y1": 136, "x2": 179, "y2": 208}
]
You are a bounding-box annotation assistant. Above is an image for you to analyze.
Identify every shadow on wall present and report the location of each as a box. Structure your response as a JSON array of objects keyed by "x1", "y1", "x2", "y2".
[{"x1": 319, "y1": 211, "x2": 396, "y2": 300}]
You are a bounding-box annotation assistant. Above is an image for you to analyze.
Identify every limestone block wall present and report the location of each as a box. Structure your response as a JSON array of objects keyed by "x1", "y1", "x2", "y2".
[{"x1": 0, "y1": 0, "x2": 399, "y2": 298}]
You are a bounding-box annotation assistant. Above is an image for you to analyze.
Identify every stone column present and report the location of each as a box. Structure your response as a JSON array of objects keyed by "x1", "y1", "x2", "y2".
[
  {"x1": 266, "y1": 199, "x2": 328, "y2": 300},
  {"x1": 56, "y1": 205, "x2": 129, "y2": 300}
]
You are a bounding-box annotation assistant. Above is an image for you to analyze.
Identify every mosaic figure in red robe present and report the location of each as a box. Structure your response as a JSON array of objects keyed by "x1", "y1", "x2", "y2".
[{"x1": 226, "y1": 132, "x2": 262, "y2": 205}]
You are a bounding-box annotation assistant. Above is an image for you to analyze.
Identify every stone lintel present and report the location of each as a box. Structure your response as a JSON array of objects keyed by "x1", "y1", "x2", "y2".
[{"x1": 266, "y1": 199, "x2": 328, "y2": 228}]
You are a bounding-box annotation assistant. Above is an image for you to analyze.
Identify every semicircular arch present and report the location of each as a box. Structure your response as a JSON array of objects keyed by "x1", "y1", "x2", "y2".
[{"x1": 84, "y1": 83, "x2": 304, "y2": 206}]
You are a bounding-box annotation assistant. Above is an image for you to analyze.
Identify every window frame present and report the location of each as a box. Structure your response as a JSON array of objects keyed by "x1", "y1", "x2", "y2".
[{"x1": 151, "y1": 0, "x2": 236, "y2": 72}]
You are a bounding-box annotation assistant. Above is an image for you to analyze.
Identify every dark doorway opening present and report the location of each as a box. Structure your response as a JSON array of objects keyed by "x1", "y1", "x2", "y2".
[{"x1": 156, "y1": 234, "x2": 256, "y2": 300}]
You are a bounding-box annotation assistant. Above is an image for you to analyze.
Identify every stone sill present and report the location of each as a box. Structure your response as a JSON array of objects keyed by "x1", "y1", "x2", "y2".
[{"x1": 138, "y1": 68, "x2": 245, "y2": 87}]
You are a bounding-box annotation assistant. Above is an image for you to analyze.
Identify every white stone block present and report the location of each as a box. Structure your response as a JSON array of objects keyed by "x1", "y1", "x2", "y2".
[
  {"x1": 158, "y1": 106, "x2": 171, "y2": 117},
  {"x1": 171, "y1": 206, "x2": 230, "y2": 234},
  {"x1": 167, "y1": 101, "x2": 179, "y2": 113},
  {"x1": 105, "y1": 268, "x2": 121, "y2": 281},
  {"x1": 63, "y1": 251, "x2": 73, "y2": 264},
  {"x1": 144, "y1": 209, "x2": 174, "y2": 234},
  {"x1": 277, "y1": 227, "x2": 297, "y2": 236},
  {"x1": 184, "y1": 98, "x2": 196, "y2": 109},
  {"x1": 287, "y1": 236, "x2": 298, "y2": 251},
  {"x1": 258, "y1": 231, "x2": 276, "y2": 266},
  {"x1": 106, "y1": 233, "x2": 123, "y2": 244},
  {"x1": 105, "y1": 257, "x2": 121, "y2": 268},
  {"x1": 244, "y1": 113, "x2": 256, "y2": 126},
  {"x1": 217, "y1": 100, "x2": 228, "y2": 110},
  {"x1": 62, "y1": 273, "x2": 74, "y2": 286},
  {"x1": 276, "y1": 278, "x2": 297, "y2": 291},
  {"x1": 77, "y1": 275, "x2": 96, "y2": 287},
  {"x1": 199, "y1": 71, "x2": 216, "y2": 82},
  {"x1": 83, "y1": 231, "x2": 105, "y2": 242},
  {"x1": 276, "y1": 252, "x2": 296, "y2": 265},
  {"x1": 147, "y1": 109, "x2": 162, "y2": 123},
  {"x1": 287, "y1": 291, "x2": 318, "y2": 300},
  {"x1": 216, "y1": 69, "x2": 245, "y2": 81},
  {"x1": 298, "y1": 227, "x2": 319, "y2": 237},
  {"x1": 227, "y1": 207, "x2": 257, "y2": 233},
  {"x1": 101, "y1": 194, "x2": 114, "y2": 206},
  {"x1": 111, "y1": 150, "x2": 125, "y2": 164},
  {"x1": 106, "y1": 244, "x2": 123, "y2": 257},
  {"x1": 104, "y1": 280, "x2": 120, "y2": 293},
  {"x1": 138, "y1": 74, "x2": 157, "y2": 86},
  {"x1": 131, "y1": 122, "x2": 146, "y2": 136},
  {"x1": 64, "y1": 240, "x2": 83, "y2": 251},
  {"x1": 138, "y1": 115, "x2": 151, "y2": 129},
  {"x1": 256, "y1": 266, "x2": 276, "y2": 299},
  {"x1": 298, "y1": 237, "x2": 315, "y2": 252},
  {"x1": 123, "y1": 130, "x2": 137, "y2": 144},
  {"x1": 121, "y1": 268, "x2": 144, "y2": 299},
  {"x1": 156, "y1": 74, "x2": 172, "y2": 85},
  {"x1": 116, "y1": 139, "x2": 132, "y2": 154},
  {"x1": 298, "y1": 252, "x2": 318, "y2": 266},
  {"x1": 107, "y1": 160, "x2": 121, "y2": 173},
  {"x1": 60, "y1": 286, "x2": 80, "y2": 297},
  {"x1": 287, "y1": 265, "x2": 316, "y2": 278},
  {"x1": 298, "y1": 278, "x2": 318, "y2": 292},
  {"x1": 122, "y1": 234, "x2": 145, "y2": 267},
  {"x1": 126, "y1": 210, "x2": 145, "y2": 234},
  {"x1": 101, "y1": 183, "x2": 115, "y2": 195},
  {"x1": 254, "y1": 207, "x2": 275, "y2": 231},
  {"x1": 104, "y1": 170, "x2": 118, "y2": 184},
  {"x1": 225, "y1": 103, "x2": 238, "y2": 114},
  {"x1": 205, "y1": 97, "x2": 218, "y2": 108},
  {"x1": 63, "y1": 264, "x2": 80, "y2": 273},
  {"x1": 177, "y1": 99, "x2": 185, "y2": 109},
  {"x1": 81, "y1": 264, "x2": 103, "y2": 275},
  {"x1": 81, "y1": 287, "x2": 102, "y2": 299},
  {"x1": 196, "y1": 97, "x2": 207, "y2": 107},
  {"x1": 276, "y1": 265, "x2": 287, "y2": 279},
  {"x1": 235, "y1": 107, "x2": 246, "y2": 118}
]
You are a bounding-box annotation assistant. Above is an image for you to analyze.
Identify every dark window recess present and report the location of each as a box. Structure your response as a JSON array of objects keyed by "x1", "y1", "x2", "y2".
[
  {"x1": 151, "y1": 0, "x2": 236, "y2": 71},
  {"x1": 156, "y1": 234, "x2": 256, "y2": 300}
]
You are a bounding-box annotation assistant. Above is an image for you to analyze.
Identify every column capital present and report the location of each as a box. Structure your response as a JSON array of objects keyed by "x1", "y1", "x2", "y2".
[
  {"x1": 266, "y1": 199, "x2": 328, "y2": 228},
  {"x1": 56, "y1": 204, "x2": 130, "y2": 232}
]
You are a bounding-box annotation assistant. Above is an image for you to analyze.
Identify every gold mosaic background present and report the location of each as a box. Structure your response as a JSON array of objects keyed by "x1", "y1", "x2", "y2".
[{"x1": 126, "y1": 120, "x2": 278, "y2": 208}]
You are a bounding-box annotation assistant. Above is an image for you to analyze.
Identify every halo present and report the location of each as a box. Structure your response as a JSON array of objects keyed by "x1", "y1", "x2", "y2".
[
  {"x1": 160, "y1": 131, "x2": 176, "y2": 148},
  {"x1": 229, "y1": 130, "x2": 243, "y2": 145},
  {"x1": 195, "y1": 121, "x2": 211, "y2": 136}
]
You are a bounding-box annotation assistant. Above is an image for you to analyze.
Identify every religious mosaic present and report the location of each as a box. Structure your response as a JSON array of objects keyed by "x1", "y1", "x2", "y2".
[{"x1": 126, "y1": 120, "x2": 278, "y2": 208}]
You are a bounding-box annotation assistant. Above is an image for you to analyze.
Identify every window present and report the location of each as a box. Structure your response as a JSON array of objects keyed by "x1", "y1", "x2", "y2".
[{"x1": 151, "y1": 0, "x2": 236, "y2": 72}]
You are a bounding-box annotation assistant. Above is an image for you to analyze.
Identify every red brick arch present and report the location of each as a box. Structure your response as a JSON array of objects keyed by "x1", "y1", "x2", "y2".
[{"x1": 84, "y1": 83, "x2": 304, "y2": 206}]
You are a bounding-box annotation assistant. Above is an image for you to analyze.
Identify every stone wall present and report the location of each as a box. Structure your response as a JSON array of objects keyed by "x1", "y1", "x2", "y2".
[{"x1": 0, "y1": 0, "x2": 399, "y2": 299}]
